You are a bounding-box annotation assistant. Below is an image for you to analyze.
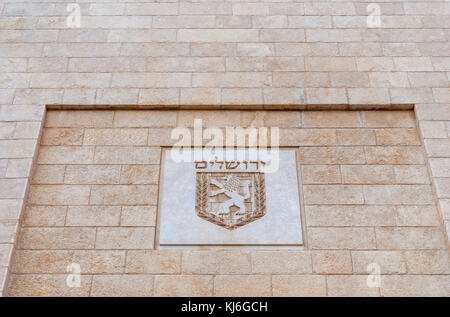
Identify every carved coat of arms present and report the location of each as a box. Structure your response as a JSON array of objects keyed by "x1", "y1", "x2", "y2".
[{"x1": 195, "y1": 172, "x2": 266, "y2": 230}]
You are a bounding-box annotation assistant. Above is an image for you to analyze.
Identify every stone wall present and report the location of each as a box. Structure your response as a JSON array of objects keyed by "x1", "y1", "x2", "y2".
[
  {"x1": 4, "y1": 110, "x2": 449, "y2": 296},
  {"x1": 0, "y1": 0, "x2": 449, "y2": 296}
]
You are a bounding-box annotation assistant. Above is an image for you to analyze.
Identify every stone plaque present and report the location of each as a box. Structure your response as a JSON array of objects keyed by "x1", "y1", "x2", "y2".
[{"x1": 158, "y1": 149, "x2": 303, "y2": 247}]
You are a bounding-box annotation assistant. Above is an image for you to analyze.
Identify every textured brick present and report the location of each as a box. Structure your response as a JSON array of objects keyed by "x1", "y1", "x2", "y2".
[
  {"x1": 327, "y1": 276, "x2": 379, "y2": 297},
  {"x1": 155, "y1": 275, "x2": 212, "y2": 297},
  {"x1": 95, "y1": 228, "x2": 155, "y2": 250},
  {"x1": 363, "y1": 185, "x2": 434, "y2": 205},
  {"x1": 352, "y1": 251, "x2": 406, "y2": 274},
  {"x1": 23, "y1": 206, "x2": 66, "y2": 227},
  {"x1": 91, "y1": 275, "x2": 153, "y2": 297},
  {"x1": 252, "y1": 251, "x2": 311, "y2": 274},
  {"x1": 90, "y1": 185, "x2": 158, "y2": 205},
  {"x1": 381, "y1": 276, "x2": 450, "y2": 297},
  {"x1": 214, "y1": 275, "x2": 271, "y2": 297},
  {"x1": 272, "y1": 275, "x2": 326, "y2": 297},
  {"x1": 302, "y1": 165, "x2": 341, "y2": 184},
  {"x1": 304, "y1": 185, "x2": 363, "y2": 205},
  {"x1": 376, "y1": 228, "x2": 445, "y2": 250},
  {"x1": 303, "y1": 111, "x2": 360, "y2": 128},
  {"x1": 64, "y1": 165, "x2": 121, "y2": 184},
  {"x1": 19, "y1": 228, "x2": 96, "y2": 250},
  {"x1": 182, "y1": 250, "x2": 250, "y2": 274},
  {"x1": 308, "y1": 228, "x2": 376, "y2": 249},
  {"x1": 312, "y1": 251, "x2": 352, "y2": 274},
  {"x1": 126, "y1": 251, "x2": 181, "y2": 274},
  {"x1": 8, "y1": 274, "x2": 92, "y2": 297},
  {"x1": 66, "y1": 206, "x2": 121, "y2": 227}
]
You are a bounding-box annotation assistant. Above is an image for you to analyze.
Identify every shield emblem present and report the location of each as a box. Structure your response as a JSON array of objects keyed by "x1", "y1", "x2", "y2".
[{"x1": 195, "y1": 172, "x2": 266, "y2": 230}]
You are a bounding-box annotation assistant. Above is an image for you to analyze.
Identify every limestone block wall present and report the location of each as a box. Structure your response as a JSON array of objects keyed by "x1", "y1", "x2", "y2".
[
  {"x1": 0, "y1": 0, "x2": 449, "y2": 296},
  {"x1": 4, "y1": 110, "x2": 449, "y2": 297}
]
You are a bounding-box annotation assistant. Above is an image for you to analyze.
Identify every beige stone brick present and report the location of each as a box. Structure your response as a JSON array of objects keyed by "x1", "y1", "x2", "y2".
[
  {"x1": 62, "y1": 89, "x2": 96, "y2": 105},
  {"x1": 435, "y1": 178, "x2": 450, "y2": 198},
  {"x1": 216, "y1": 16, "x2": 252, "y2": 29},
  {"x1": 120, "y1": 165, "x2": 159, "y2": 185},
  {"x1": 260, "y1": 29, "x2": 305, "y2": 43},
  {"x1": 342, "y1": 165, "x2": 395, "y2": 184},
  {"x1": 364, "y1": 111, "x2": 415, "y2": 128},
  {"x1": 390, "y1": 88, "x2": 434, "y2": 104},
  {"x1": 334, "y1": 129, "x2": 376, "y2": 145},
  {"x1": 178, "y1": 110, "x2": 240, "y2": 127},
  {"x1": 424, "y1": 139, "x2": 450, "y2": 157},
  {"x1": 0, "y1": 105, "x2": 44, "y2": 122},
  {"x1": 148, "y1": 57, "x2": 224, "y2": 72},
  {"x1": 369, "y1": 72, "x2": 409, "y2": 88},
  {"x1": 182, "y1": 250, "x2": 250, "y2": 274},
  {"x1": 139, "y1": 88, "x2": 179, "y2": 106},
  {"x1": 263, "y1": 88, "x2": 305, "y2": 105},
  {"x1": 0, "y1": 179, "x2": 27, "y2": 199},
  {"x1": 95, "y1": 228, "x2": 155, "y2": 250},
  {"x1": 306, "y1": 29, "x2": 361, "y2": 42},
  {"x1": 91, "y1": 275, "x2": 154, "y2": 297},
  {"x1": 126, "y1": 250, "x2": 181, "y2": 274},
  {"x1": 395, "y1": 206, "x2": 440, "y2": 227},
  {"x1": 38, "y1": 146, "x2": 94, "y2": 164},
  {"x1": 13, "y1": 122, "x2": 41, "y2": 139},
  {"x1": 303, "y1": 111, "x2": 361, "y2": 128},
  {"x1": 28, "y1": 185, "x2": 90, "y2": 205},
  {"x1": 272, "y1": 275, "x2": 326, "y2": 297},
  {"x1": 14, "y1": 89, "x2": 63, "y2": 105},
  {"x1": 365, "y1": 146, "x2": 425, "y2": 164},
  {"x1": 405, "y1": 251, "x2": 450, "y2": 274},
  {"x1": 30, "y1": 73, "x2": 111, "y2": 89},
  {"x1": 352, "y1": 251, "x2": 406, "y2": 274},
  {"x1": 7, "y1": 274, "x2": 92, "y2": 297},
  {"x1": 180, "y1": 88, "x2": 220, "y2": 106},
  {"x1": 95, "y1": 89, "x2": 139, "y2": 105},
  {"x1": 94, "y1": 147, "x2": 160, "y2": 164},
  {"x1": 308, "y1": 228, "x2": 376, "y2": 249},
  {"x1": 288, "y1": 16, "x2": 331, "y2": 28},
  {"x1": 222, "y1": 88, "x2": 263, "y2": 105},
  {"x1": 147, "y1": 128, "x2": 176, "y2": 146},
  {"x1": 19, "y1": 228, "x2": 96, "y2": 250},
  {"x1": 0, "y1": 244, "x2": 13, "y2": 267},
  {"x1": 279, "y1": 129, "x2": 337, "y2": 146},
  {"x1": 90, "y1": 185, "x2": 158, "y2": 205},
  {"x1": 381, "y1": 276, "x2": 450, "y2": 297},
  {"x1": 240, "y1": 111, "x2": 301, "y2": 128},
  {"x1": 0, "y1": 199, "x2": 23, "y2": 219},
  {"x1": 114, "y1": 110, "x2": 176, "y2": 128},
  {"x1": 155, "y1": 275, "x2": 213, "y2": 297},
  {"x1": 192, "y1": 72, "x2": 272, "y2": 88},
  {"x1": 121, "y1": 206, "x2": 156, "y2": 227},
  {"x1": 32, "y1": 165, "x2": 65, "y2": 185},
  {"x1": 304, "y1": 185, "x2": 364, "y2": 205},
  {"x1": 64, "y1": 165, "x2": 120, "y2": 184},
  {"x1": 364, "y1": 185, "x2": 434, "y2": 205},
  {"x1": 408, "y1": 72, "x2": 448, "y2": 88},
  {"x1": 348, "y1": 88, "x2": 390, "y2": 105},
  {"x1": 23, "y1": 206, "x2": 66, "y2": 227},
  {"x1": 306, "y1": 57, "x2": 356, "y2": 72},
  {"x1": 302, "y1": 165, "x2": 341, "y2": 184},
  {"x1": 125, "y1": 3, "x2": 178, "y2": 16},
  {"x1": 376, "y1": 228, "x2": 446, "y2": 250},
  {"x1": 252, "y1": 16, "x2": 287, "y2": 29},
  {"x1": 306, "y1": 205, "x2": 352, "y2": 227},
  {"x1": 83, "y1": 128, "x2": 147, "y2": 146},
  {"x1": 0, "y1": 220, "x2": 17, "y2": 243},
  {"x1": 299, "y1": 147, "x2": 366, "y2": 165},
  {"x1": 419, "y1": 121, "x2": 448, "y2": 139},
  {"x1": 178, "y1": 29, "x2": 258, "y2": 43},
  {"x1": 432, "y1": 88, "x2": 450, "y2": 104},
  {"x1": 305, "y1": 88, "x2": 348, "y2": 104},
  {"x1": 327, "y1": 276, "x2": 379, "y2": 297},
  {"x1": 227, "y1": 57, "x2": 304, "y2": 72},
  {"x1": 330, "y1": 72, "x2": 370, "y2": 88},
  {"x1": 111, "y1": 73, "x2": 191, "y2": 88},
  {"x1": 5, "y1": 158, "x2": 32, "y2": 178},
  {"x1": 415, "y1": 104, "x2": 450, "y2": 121},
  {"x1": 41, "y1": 128, "x2": 83, "y2": 146},
  {"x1": 252, "y1": 251, "x2": 311, "y2": 274},
  {"x1": 0, "y1": 140, "x2": 37, "y2": 158},
  {"x1": 215, "y1": 275, "x2": 271, "y2": 297},
  {"x1": 394, "y1": 165, "x2": 430, "y2": 184},
  {"x1": 312, "y1": 251, "x2": 352, "y2": 274},
  {"x1": 66, "y1": 206, "x2": 121, "y2": 227},
  {"x1": 356, "y1": 57, "x2": 395, "y2": 72}
]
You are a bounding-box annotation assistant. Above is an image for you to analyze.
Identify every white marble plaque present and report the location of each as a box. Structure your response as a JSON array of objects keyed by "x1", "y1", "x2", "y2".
[{"x1": 158, "y1": 149, "x2": 303, "y2": 247}]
